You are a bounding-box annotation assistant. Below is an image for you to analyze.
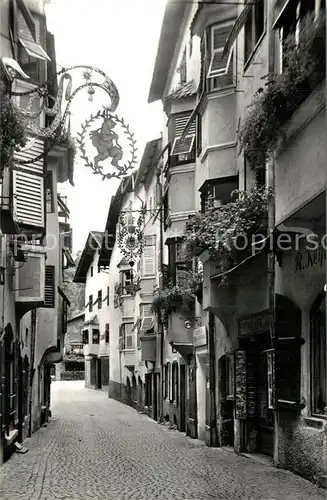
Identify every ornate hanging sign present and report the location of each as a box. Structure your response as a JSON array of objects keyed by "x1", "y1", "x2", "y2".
[
  {"x1": 2, "y1": 61, "x2": 137, "y2": 178},
  {"x1": 117, "y1": 207, "x2": 146, "y2": 263},
  {"x1": 76, "y1": 108, "x2": 137, "y2": 181}
]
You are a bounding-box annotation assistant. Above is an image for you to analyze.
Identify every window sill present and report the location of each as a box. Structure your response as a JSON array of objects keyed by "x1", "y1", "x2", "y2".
[{"x1": 243, "y1": 30, "x2": 266, "y2": 74}]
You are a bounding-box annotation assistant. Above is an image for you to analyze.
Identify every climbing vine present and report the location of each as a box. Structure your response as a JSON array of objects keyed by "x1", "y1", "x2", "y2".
[{"x1": 238, "y1": 12, "x2": 325, "y2": 171}]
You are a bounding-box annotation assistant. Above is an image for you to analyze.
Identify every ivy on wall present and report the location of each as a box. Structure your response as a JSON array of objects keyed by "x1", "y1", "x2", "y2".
[{"x1": 238, "y1": 12, "x2": 326, "y2": 171}]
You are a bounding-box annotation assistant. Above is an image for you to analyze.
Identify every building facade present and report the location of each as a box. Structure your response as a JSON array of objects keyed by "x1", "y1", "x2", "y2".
[
  {"x1": 56, "y1": 312, "x2": 85, "y2": 381},
  {"x1": 0, "y1": 0, "x2": 74, "y2": 463},
  {"x1": 92, "y1": 0, "x2": 326, "y2": 488}
]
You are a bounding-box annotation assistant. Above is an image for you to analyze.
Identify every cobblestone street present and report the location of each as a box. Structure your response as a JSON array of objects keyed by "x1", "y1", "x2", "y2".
[{"x1": 0, "y1": 381, "x2": 325, "y2": 500}]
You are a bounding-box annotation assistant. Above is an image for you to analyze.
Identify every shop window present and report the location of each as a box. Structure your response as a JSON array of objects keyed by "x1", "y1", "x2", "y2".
[
  {"x1": 311, "y1": 290, "x2": 326, "y2": 417},
  {"x1": 244, "y1": 0, "x2": 265, "y2": 65}
]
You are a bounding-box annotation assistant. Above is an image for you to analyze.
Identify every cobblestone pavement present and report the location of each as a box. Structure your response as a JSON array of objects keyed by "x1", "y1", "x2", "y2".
[{"x1": 0, "y1": 381, "x2": 325, "y2": 500}]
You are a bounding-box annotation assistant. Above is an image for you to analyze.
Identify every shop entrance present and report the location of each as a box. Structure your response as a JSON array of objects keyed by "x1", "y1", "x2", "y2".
[{"x1": 245, "y1": 334, "x2": 274, "y2": 456}]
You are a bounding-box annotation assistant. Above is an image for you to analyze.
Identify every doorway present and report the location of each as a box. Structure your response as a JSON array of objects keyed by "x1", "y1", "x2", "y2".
[
  {"x1": 246, "y1": 334, "x2": 274, "y2": 456},
  {"x1": 179, "y1": 364, "x2": 186, "y2": 432}
]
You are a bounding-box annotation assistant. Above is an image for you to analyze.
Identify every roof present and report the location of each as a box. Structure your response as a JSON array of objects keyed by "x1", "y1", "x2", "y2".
[
  {"x1": 148, "y1": 0, "x2": 189, "y2": 103},
  {"x1": 135, "y1": 138, "x2": 161, "y2": 188},
  {"x1": 164, "y1": 80, "x2": 197, "y2": 102},
  {"x1": 73, "y1": 231, "x2": 104, "y2": 283},
  {"x1": 67, "y1": 312, "x2": 85, "y2": 324},
  {"x1": 84, "y1": 314, "x2": 99, "y2": 326}
]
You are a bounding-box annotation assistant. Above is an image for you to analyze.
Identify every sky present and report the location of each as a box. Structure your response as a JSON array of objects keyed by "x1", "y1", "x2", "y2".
[{"x1": 45, "y1": 0, "x2": 166, "y2": 255}]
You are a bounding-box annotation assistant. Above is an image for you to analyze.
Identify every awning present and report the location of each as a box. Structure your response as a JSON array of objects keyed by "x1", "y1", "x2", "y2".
[
  {"x1": 170, "y1": 341, "x2": 193, "y2": 358},
  {"x1": 222, "y1": 1, "x2": 253, "y2": 59},
  {"x1": 63, "y1": 246, "x2": 75, "y2": 268},
  {"x1": 19, "y1": 37, "x2": 51, "y2": 61},
  {"x1": 84, "y1": 314, "x2": 99, "y2": 326}
]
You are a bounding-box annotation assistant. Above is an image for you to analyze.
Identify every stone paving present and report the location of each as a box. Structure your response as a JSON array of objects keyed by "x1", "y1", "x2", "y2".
[{"x1": 0, "y1": 381, "x2": 325, "y2": 500}]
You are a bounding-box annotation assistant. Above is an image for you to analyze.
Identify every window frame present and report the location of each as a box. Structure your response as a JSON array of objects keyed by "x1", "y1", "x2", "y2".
[
  {"x1": 97, "y1": 289, "x2": 102, "y2": 309},
  {"x1": 310, "y1": 290, "x2": 326, "y2": 418},
  {"x1": 88, "y1": 294, "x2": 93, "y2": 313},
  {"x1": 244, "y1": 0, "x2": 266, "y2": 69},
  {"x1": 206, "y1": 21, "x2": 236, "y2": 91}
]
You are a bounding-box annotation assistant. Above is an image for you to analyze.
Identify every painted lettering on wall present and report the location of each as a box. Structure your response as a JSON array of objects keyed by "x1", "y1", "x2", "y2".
[{"x1": 294, "y1": 247, "x2": 326, "y2": 273}]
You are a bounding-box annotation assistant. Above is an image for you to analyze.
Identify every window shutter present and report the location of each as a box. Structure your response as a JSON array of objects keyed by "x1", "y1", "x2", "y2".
[
  {"x1": 44, "y1": 265, "x2": 55, "y2": 308},
  {"x1": 140, "y1": 304, "x2": 154, "y2": 333},
  {"x1": 171, "y1": 113, "x2": 196, "y2": 156},
  {"x1": 208, "y1": 24, "x2": 234, "y2": 86},
  {"x1": 235, "y1": 350, "x2": 247, "y2": 419},
  {"x1": 275, "y1": 294, "x2": 303, "y2": 411},
  {"x1": 169, "y1": 363, "x2": 173, "y2": 401},
  {"x1": 142, "y1": 238, "x2": 156, "y2": 276}
]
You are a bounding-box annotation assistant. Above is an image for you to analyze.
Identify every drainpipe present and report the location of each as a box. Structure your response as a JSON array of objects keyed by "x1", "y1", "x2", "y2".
[
  {"x1": 208, "y1": 312, "x2": 218, "y2": 446},
  {"x1": 28, "y1": 309, "x2": 37, "y2": 437},
  {"x1": 267, "y1": 2, "x2": 276, "y2": 340},
  {"x1": 158, "y1": 172, "x2": 164, "y2": 421}
]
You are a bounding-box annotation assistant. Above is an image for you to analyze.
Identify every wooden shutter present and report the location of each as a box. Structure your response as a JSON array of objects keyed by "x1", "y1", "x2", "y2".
[
  {"x1": 12, "y1": 133, "x2": 45, "y2": 230},
  {"x1": 171, "y1": 113, "x2": 196, "y2": 156},
  {"x1": 275, "y1": 294, "x2": 303, "y2": 411},
  {"x1": 142, "y1": 237, "x2": 156, "y2": 276},
  {"x1": 140, "y1": 304, "x2": 154, "y2": 333},
  {"x1": 235, "y1": 350, "x2": 247, "y2": 419},
  {"x1": 208, "y1": 23, "x2": 234, "y2": 87},
  {"x1": 43, "y1": 265, "x2": 55, "y2": 308}
]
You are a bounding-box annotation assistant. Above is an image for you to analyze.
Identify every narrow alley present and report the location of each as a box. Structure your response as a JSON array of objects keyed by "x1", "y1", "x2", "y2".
[{"x1": 0, "y1": 381, "x2": 324, "y2": 500}]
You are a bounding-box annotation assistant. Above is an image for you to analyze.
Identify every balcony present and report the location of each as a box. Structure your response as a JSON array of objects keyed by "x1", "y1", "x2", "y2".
[
  {"x1": 140, "y1": 334, "x2": 156, "y2": 362},
  {"x1": 15, "y1": 244, "x2": 46, "y2": 318}
]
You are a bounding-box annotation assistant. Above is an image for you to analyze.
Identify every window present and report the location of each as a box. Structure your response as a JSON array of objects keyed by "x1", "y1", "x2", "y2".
[
  {"x1": 170, "y1": 112, "x2": 196, "y2": 166},
  {"x1": 121, "y1": 323, "x2": 134, "y2": 349},
  {"x1": 178, "y1": 47, "x2": 187, "y2": 84},
  {"x1": 16, "y1": 7, "x2": 49, "y2": 83},
  {"x1": 141, "y1": 235, "x2": 156, "y2": 277},
  {"x1": 140, "y1": 304, "x2": 155, "y2": 335},
  {"x1": 256, "y1": 167, "x2": 266, "y2": 187},
  {"x1": 244, "y1": 0, "x2": 265, "y2": 65},
  {"x1": 172, "y1": 362, "x2": 178, "y2": 403},
  {"x1": 120, "y1": 269, "x2": 133, "y2": 294},
  {"x1": 163, "y1": 191, "x2": 169, "y2": 228},
  {"x1": 168, "y1": 240, "x2": 192, "y2": 286},
  {"x1": 92, "y1": 329, "x2": 100, "y2": 344},
  {"x1": 105, "y1": 324, "x2": 110, "y2": 343},
  {"x1": 106, "y1": 286, "x2": 109, "y2": 306},
  {"x1": 45, "y1": 173, "x2": 53, "y2": 213},
  {"x1": 90, "y1": 266, "x2": 93, "y2": 277},
  {"x1": 88, "y1": 295, "x2": 93, "y2": 313},
  {"x1": 275, "y1": 0, "x2": 324, "y2": 73},
  {"x1": 196, "y1": 114, "x2": 202, "y2": 156},
  {"x1": 82, "y1": 330, "x2": 89, "y2": 344},
  {"x1": 226, "y1": 354, "x2": 234, "y2": 399},
  {"x1": 311, "y1": 290, "x2": 326, "y2": 417},
  {"x1": 97, "y1": 290, "x2": 102, "y2": 309},
  {"x1": 207, "y1": 22, "x2": 235, "y2": 90},
  {"x1": 44, "y1": 265, "x2": 55, "y2": 308},
  {"x1": 200, "y1": 177, "x2": 239, "y2": 213},
  {"x1": 164, "y1": 364, "x2": 169, "y2": 399}
]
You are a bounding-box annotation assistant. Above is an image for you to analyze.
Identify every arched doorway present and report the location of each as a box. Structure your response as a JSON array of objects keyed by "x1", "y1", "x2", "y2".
[{"x1": 310, "y1": 290, "x2": 326, "y2": 416}]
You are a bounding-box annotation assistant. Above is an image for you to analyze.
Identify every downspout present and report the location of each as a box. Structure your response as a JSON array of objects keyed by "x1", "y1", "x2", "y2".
[
  {"x1": 28, "y1": 309, "x2": 37, "y2": 437},
  {"x1": 158, "y1": 170, "x2": 164, "y2": 422},
  {"x1": 267, "y1": 1, "x2": 276, "y2": 340}
]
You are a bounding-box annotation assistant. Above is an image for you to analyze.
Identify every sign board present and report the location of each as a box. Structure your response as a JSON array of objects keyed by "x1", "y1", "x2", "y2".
[
  {"x1": 235, "y1": 350, "x2": 247, "y2": 419},
  {"x1": 238, "y1": 311, "x2": 272, "y2": 338},
  {"x1": 193, "y1": 325, "x2": 207, "y2": 348}
]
